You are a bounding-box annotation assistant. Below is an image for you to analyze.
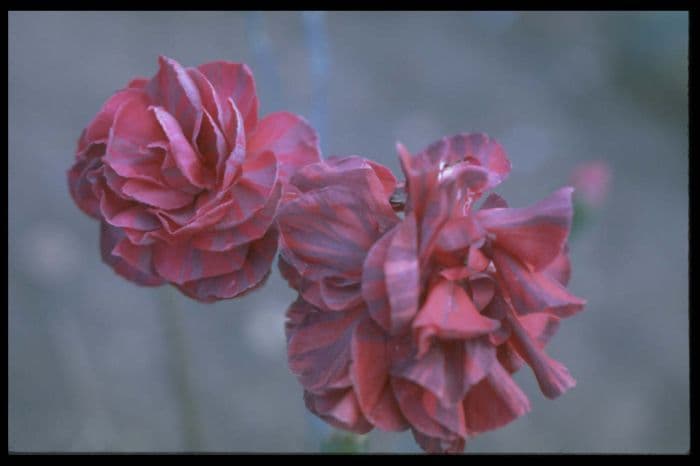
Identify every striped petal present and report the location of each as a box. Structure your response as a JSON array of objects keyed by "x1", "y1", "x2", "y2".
[
  {"x1": 146, "y1": 56, "x2": 202, "y2": 140},
  {"x1": 175, "y1": 228, "x2": 278, "y2": 301},
  {"x1": 152, "y1": 106, "x2": 210, "y2": 189},
  {"x1": 248, "y1": 112, "x2": 321, "y2": 185},
  {"x1": 491, "y1": 248, "x2": 585, "y2": 318},
  {"x1": 412, "y1": 280, "x2": 500, "y2": 357},
  {"x1": 287, "y1": 300, "x2": 361, "y2": 392},
  {"x1": 504, "y1": 311, "x2": 575, "y2": 400},
  {"x1": 304, "y1": 389, "x2": 373, "y2": 435},
  {"x1": 420, "y1": 133, "x2": 511, "y2": 190},
  {"x1": 462, "y1": 362, "x2": 531, "y2": 433},
  {"x1": 197, "y1": 61, "x2": 258, "y2": 134},
  {"x1": 384, "y1": 213, "x2": 420, "y2": 334},
  {"x1": 100, "y1": 222, "x2": 164, "y2": 286},
  {"x1": 191, "y1": 182, "x2": 281, "y2": 251},
  {"x1": 478, "y1": 187, "x2": 574, "y2": 271},
  {"x1": 152, "y1": 240, "x2": 249, "y2": 285},
  {"x1": 351, "y1": 315, "x2": 408, "y2": 431}
]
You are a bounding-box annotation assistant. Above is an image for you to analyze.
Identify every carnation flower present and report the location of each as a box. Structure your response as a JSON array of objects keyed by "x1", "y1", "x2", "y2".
[
  {"x1": 280, "y1": 134, "x2": 585, "y2": 453},
  {"x1": 68, "y1": 56, "x2": 320, "y2": 301}
]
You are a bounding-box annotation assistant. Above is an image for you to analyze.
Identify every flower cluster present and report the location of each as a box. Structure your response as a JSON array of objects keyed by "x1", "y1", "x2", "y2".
[
  {"x1": 68, "y1": 57, "x2": 586, "y2": 453},
  {"x1": 279, "y1": 134, "x2": 585, "y2": 452},
  {"x1": 68, "y1": 56, "x2": 320, "y2": 301}
]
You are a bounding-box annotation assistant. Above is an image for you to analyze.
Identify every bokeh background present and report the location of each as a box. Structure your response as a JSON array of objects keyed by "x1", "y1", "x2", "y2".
[{"x1": 8, "y1": 11, "x2": 688, "y2": 453}]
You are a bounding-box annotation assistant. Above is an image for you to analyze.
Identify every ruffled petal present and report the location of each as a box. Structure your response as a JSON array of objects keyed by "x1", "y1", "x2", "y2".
[
  {"x1": 478, "y1": 187, "x2": 574, "y2": 271},
  {"x1": 411, "y1": 429, "x2": 465, "y2": 454},
  {"x1": 543, "y1": 244, "x2": 572, "y2": 286},
  {"x1": 100, "y1": 222, "x2": 164, "y2": 286},
  {"x1": 278, "y1": 185, "x2": 394, "y2": 283},
  {"x1": 391, "y1": 378, "x2": 456, "y2": 440},
  {"x1": 80, "y1": 87, "x2": 144, "y2": 151},
  {"x1": 289, "y1": 157, "x2": 396, "y2": 215},
  {"x1": 97, "y1": 182, "x2": 161, "y2": 231},
  {"x1": 103, "y1": 94, "x2": 170, "y2": 181},
  {"x1": 152, "y1": 106, "x2": 210, "y2": 189},
  {"x1": 504, "y1": 311, "x2": 575, "y2": 399},
  {"x1": 67, "y1": 155, "x2": 103, "y2": 218},
  {"x1": 462, "y1": 361, "x2": 531, "y2": 433},
  {"x1": 195, "y1": 109, "x2": 229, "y2": 171},
  {"x1": 248, "y1": 112, "x2": 321, "y2": 185},
  {"x1": 420, "y1": 133, "x2": 511, "y2": 190},
  {"x1": 191, "y1": 182, "x2": 281, "y2": 251},
  {"x1": 361, "y1": 228, "x2": 396, "y2": 331},
  {"x1": 304, "y1": 389, "x2": 373, "y2": 435},
  {"x1": 384, "y1": 213, "x2": 420, "y2": 334},
  {"x1": 146, "y1": 56, "x2": 203, "y2": 140},
  {"x1": 393, "y1": 342, "x2": 464, "y2": 405},
  {"x1": 176, "y1": 228, "x2": 278, "y2": 301},
  {"x1": 351, "y1": 315, "x2": 408, "y2": 431},
  {"x1": 120, "y1": 179, "x2": 194, "y2": 210},
  {"x1": 220, "y1": 98, "x2": 247, "y2": 188},
  {"x1": 187, "y1": 67, "x2": 231, "y2": 145},
  {"x1": 197, "y1": 61, "x2": 259, "y2": 134},
  {"x1": 491, "y1": 248, "x2": 586, "y2": 318},
  {"x1": 287, "y1": 299, "x2": 361, "y2": 392},
  {"x1": 433, "y1": 216, "x2": 486, "y2": 264},
  {"x1": 413, "y1": 280, "x2": 499, "y2": 356},
  {"x1": 152, "y1": 240, "x2": 249, "y2": 285}
]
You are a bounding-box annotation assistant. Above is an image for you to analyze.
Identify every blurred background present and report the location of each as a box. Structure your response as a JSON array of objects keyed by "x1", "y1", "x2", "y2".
[{"x1": 8, "y1": 11, "x2": 688, "y2": 453}]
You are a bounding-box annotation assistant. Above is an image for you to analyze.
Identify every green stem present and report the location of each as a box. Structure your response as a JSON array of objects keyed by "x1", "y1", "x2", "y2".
[{"x1": 158, "y1": 286, "x2": 203, "y2": 451}]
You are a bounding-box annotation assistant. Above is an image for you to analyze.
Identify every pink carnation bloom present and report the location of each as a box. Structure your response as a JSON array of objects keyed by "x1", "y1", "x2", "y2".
[
  {"x1": 279, "y1": 134, "x2": 585, "y2": 453},
  {"x1": 67, "y1": 56, "x2": 320, "y2": 301},
  {"x1": 570, "y1": 160, "x2": 612, "y2": 208}
]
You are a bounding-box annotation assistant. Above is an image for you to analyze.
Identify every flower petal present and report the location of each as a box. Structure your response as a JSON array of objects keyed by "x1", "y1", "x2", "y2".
[
  {"x1": 384, "y1": 213, "x2": 420, "y2": 334},
  {"x1": 197, "y1": 61, "x2": 259, "y2": 134},
  {"x1": 145, "y1": 56, "x2": 203, "y2": 141},
  {"x1": 304, "y1": 389, "x2": 373, "y2": 435},
  {"x1": 100, "y1": 222, "x2": 164, "y2": 286},
  {"x1": 152, "y1": 240, "x2": 249, "y2": 285},
  {"x1": 420, "y1": 133, "x2": 511, "y2": 190},
  {"x1": 351, "y1": 315, "x2": 408, "y2": 431},
  {"x1": 413, "y1": 279, "x2": 500, "y2": 356},
  {"x1": 491, "y1": 248, "x2": 586, "y2": 318},
  {"x1": 97, "y1": 182, "x2": 161, "y2": 231},
  {"x1": 278, "y1": 185, "x2": 393, "y2": 283},
  {"x1": 478, "y1": 187, "x2": 574, "y2": 271},
  {"x1": 248, "y1": 112, "x2": 321, "y2": 185},
  {"x1": 176, "y1": 228, "x2": 278, "y2": 301},
  {"x1": 67, "y1": 155, "x2": 103, "y2": 218},
  {"x1": 195, "y1": 109, "x2": 229, "y2": 172},
  {"x1": 191, "y1": 182, "x2": 281, "y2": 251},
  {"x1": 462, "y1": 361, "x2": 531, "y2": 433},
  {"x1": 391, "y1": 377, "x2": 456, "y2": 440},
  {"x1": 543, "y1": 244, "x2": 572, "y2": 286},
  {"x1": 287, "y1": 299, "x2": 361, "y2": 392},
  {"x1": 289, "y1": 157, "x2": 395, "y2": 211},
  {"x1": 152, "y1": 106, "x2": 210, "y2": 189},
  {"x1": 120, "y1": 179, "x2": 194, "y2": 210},
  {"x1": 504, "y1": 310, "x2": 575, "y2": 399},
  {"x1": 80, "y1": 88, "x2": 144, "y2": 151},
  {"x1": 411, "y1": 429, "x2": 465, "y2": 454},
  {"x1": 361, "y1": 228, "x2": 396, "y2": 331}
]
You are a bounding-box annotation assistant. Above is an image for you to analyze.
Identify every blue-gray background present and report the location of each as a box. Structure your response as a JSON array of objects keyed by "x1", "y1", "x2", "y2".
[{"x1": 8, "y1": 11, "x2": 688, "y2": 453}]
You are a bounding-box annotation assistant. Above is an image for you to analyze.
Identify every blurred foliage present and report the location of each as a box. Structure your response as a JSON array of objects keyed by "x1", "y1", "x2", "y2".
[{"x1": 320, "y1": 431, "x2": 369, "y2": 453}]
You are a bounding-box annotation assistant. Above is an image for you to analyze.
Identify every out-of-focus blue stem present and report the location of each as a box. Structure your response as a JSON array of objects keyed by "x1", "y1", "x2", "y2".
[
  {"x1": 245, "y1": 12, "x2": 283, "y2": 110},
  {"x1": 302, "y1": 11, "x2": 330, "y2": 156}
]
